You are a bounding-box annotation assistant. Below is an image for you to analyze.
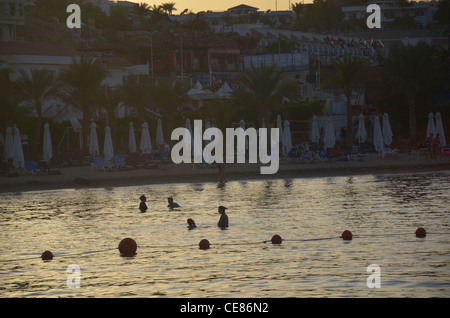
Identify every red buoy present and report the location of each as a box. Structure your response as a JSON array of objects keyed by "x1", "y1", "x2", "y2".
[
  {"x1": 118, "y1": 238, "x2": 137, "y2": 256},
  {"x1": 271, "y1": 234, "x2": 282, "y2": 244},
  {"x1": 415, "y1": 227, "x2": 426, "y2": 238},
  {"x1": 341, "y1": 230, "x2": 353, "y2": 240},
  {"x1": 41, "y1": 250, "x2": 53, "y2": 260},
  {"x1": 199, "y1": 239, "x2": 210, "y2": 250}
]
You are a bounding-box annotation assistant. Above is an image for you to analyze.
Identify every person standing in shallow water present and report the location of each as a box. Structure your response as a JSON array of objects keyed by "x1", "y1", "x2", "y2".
[
  {"x1": 217, "y1": 206, "x2": 228, "y2": 229},
  {"x1": 139, "y1": 195, "x2": 148, "y2": 212},
  {"x1": 167, "y1": 197, "x2": 180, "y2": 210},
  {"x1": 187, "y1": 218, "x2": 196, "y2": 230}
]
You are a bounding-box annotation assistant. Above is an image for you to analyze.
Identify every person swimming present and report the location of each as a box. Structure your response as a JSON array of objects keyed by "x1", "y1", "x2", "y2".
[
  {"x1": 187, "y1": 218, "x2": 196, "y2": 230},
  {"x1": 139, "y1": 195, "x2": 148, "y2": 212},
  {"x1": 167, "y1": 197, "x2": 180, "y2": 210},
  {"x1": 217, "y1": 206, "x2": 228, "y2": 229}
]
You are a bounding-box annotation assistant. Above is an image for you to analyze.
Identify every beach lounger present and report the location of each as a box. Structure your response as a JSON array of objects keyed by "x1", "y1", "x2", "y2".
[
  {"x1": 113, "y1": 155, "x2": 132, "y2": 170},
  {"x1": 92, "y1": 157, "x2": 114, "y2": 171},
  {"x1": 24, "y1": 161, "x2": 48, "y2": 175},
  {"x1": 317, "y1": 150, "x2": 327, "y2": 161}
]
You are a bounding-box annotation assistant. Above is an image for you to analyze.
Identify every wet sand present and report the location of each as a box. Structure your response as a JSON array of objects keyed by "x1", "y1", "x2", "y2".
[{"x1": 1, "y1": 153, "x2": 450, "y2": 193}]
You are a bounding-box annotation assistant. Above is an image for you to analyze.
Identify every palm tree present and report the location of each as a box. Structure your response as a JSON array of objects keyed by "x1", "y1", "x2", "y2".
[
  {"x1": 383, "y1": 41, "x2": 437, "y2": 144},
  {"x1": 14, "y1": 69, "x2": 58, "y2": 154},
  {"x1": 161, "y1": 2, "x2": 177, "y2": 15},
  {"x1": 149, "y1": 4, "x2": 167, "y2": 23},
  {"x1": 0, "y1": 59, "x2": 21, "y2": 131},
  {"x1": 59, "y1": 56, "x2": 106, "y2": 154},
  {"x1": 324, "y1": 54, "x2": 366, "y2": 148},
  {"x1": 233, "y1": 63, "x2": 298, "y2": 130},
  {"x1": 135, "y1": 2, "x2": 151, "y2": 26},
  {"x1": 150, "y1": 79, "x2": 189, "y2": 140}
]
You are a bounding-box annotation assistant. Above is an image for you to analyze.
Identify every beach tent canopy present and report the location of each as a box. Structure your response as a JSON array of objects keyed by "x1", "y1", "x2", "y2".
[
  {"x1": 103, "y1": 126, "x2": 114, "y2": 162},
  {"x1": 140, "y1": 122, "x2": 152, "y2": 154},
  {"x1": 128, "y1": 122, "x2": 137, "y2": 153},
  {"x1": 43, "y1": 122, "x2": 52, "y2": 163},
  {"x1": 89, "y1": 122, "x2": 99, "y2": 156},
  {"x1": 215, "y1": 82, "x2": 233, "y2": 98},
  {"x1": 188, "y1": 81, "x2": 219, "y2": 101}
]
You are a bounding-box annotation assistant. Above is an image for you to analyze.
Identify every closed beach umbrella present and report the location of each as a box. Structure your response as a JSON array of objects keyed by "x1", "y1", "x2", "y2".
[
  {"x1": 311, "y1": 115, "x2": 320, "y2": 143},
  {"x1": 128, "y1": 122, "x2": 137, "y2": 153},
  {"x1": 382, "y1": 113, "x2": 393, "y2": 146},
  {"x1": 140, "y1": 122, "x2": 152, "y2": 154},
  {"x1": 4, "y1": 126, "x2": 14, "y2": 160},
  {"x1": 89, "y1": 122, "x2": 99, "y2": 156},
  {"x1": 435, "y1": 112, "x2": 446, "y2": 146},
  {"x1": 205, "y1": 120, "x2": 211, "y2": 146},
  {"x1": 43, "y1": 122, "x2": 52, "y2": 163},
  {"x1": 373, "y1": 116, "x2": 384, "y2": 155},
  {"x1": 186, "y1": 118, "x2": 194, "y2": 151},
  {"x1": 239, "y1": 119, "x2": 248, "y2": 151},
  {"x1": 156, "y1": 119, "x2": 164, "y2": 146},
  {"x1": 69, "y1": 116, "x2": 83, "y2": 151},
  {"x1": 103, "y1": 126, "x2": 114, "y2": 162},
  {"x1": 426, "y1": 112, "x2": 435, "y2": 137},
  {"x1": 193, "y1": 125, "x2": 203, "y2": 163},
  {"x1": 186, "y1": 118, "x2": 192, "y2": 135},
  {"x1": 13, "y1": 127, "x2": 24, "y2": 169},
  {"x1": 277, "y1": 115, "x2": 283, "y2": 155},
  {"x1": 356, "y1": 114, "x2": 367, "y2": 144},
  {"x1": 324, "y1": 117, "x2": 335, "y2": 149},
  {"x1": 283, "y1": 120, "x2": 292, "y2": 156}
]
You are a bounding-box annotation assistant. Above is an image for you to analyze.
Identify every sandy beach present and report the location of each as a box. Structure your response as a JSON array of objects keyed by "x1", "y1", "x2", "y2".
[{"x1": 1, "y1": 153, "x2": 450, "y2": 194}]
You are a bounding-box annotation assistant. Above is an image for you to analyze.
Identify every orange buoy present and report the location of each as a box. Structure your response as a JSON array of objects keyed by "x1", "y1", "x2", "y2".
[
  {"x1": 341, "y1": 230, "x2": 353, "y2": 240},
  {"x1": 415, "y1": 227, "x2": 426, "y2": 238},
  {"x1": 118, "y1": 238, "x2": 137, "y2": 256},
  {"x1": 41, "y1": 250, "x2": 53, "y2": 260},
  {"x1": 199, "y1": 239, "x2": 210, "y2": 250},
  {"x1": 271, "y1": 234, "x2": 282, "y2": 244}
]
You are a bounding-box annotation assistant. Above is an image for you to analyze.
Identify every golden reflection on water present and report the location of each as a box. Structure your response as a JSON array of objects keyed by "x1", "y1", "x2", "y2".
[{"x1": 1, "y1": 172, "x2": 449, "y2": 297}]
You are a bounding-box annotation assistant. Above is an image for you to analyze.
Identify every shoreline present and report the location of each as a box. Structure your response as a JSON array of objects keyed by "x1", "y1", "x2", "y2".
[{"x1": 1, "y1": 153, "x2": 450, "y2": 193}]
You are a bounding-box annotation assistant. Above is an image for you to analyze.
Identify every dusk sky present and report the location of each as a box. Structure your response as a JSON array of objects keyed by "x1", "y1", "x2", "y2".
[{"x1": 128, "y1": 0, "x2": 312, "y2": 13}]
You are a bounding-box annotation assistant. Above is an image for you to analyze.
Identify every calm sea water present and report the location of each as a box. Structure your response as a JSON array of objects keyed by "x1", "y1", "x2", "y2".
[{"x1": 1, "y1": 171, "x2": 449, "y2": 298}]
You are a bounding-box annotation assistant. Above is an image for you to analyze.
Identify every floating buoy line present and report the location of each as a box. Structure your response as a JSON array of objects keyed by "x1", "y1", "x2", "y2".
[{"x1": 0, "y1": 227, "x2": 445, "y2": 263}]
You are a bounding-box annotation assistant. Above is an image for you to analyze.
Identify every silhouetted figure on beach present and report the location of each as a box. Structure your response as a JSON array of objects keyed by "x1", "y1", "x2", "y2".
[
  {"x1": 168, "y1": 197, "x2": 180, "y2": 210},
  {"x1": 217, "y1": 206, "x2": 228, "y2": 229},
  {"x1": 139, "y1": 195, "x2": 148, "y2": 212},
  {"x1": 187, "y1": 218, "x2": 196, "y2": 230}
]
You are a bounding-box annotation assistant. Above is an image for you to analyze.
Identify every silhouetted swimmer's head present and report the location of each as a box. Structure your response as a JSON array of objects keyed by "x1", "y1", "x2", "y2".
[
  {"x1": 187, "y1": 218, "x2": 196, "y2": 229},
  {"x1": 218, "y1": 206, "x2": 227, "y2": 214},
  {"x1": 140, "y1": 195, "x2": 146, "y2": 202}
]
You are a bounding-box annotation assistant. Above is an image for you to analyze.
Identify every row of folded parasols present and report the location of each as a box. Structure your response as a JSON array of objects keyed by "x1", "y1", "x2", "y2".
[{"x1": 310, "y1": 112, "x2": 446, "y2": 154}]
